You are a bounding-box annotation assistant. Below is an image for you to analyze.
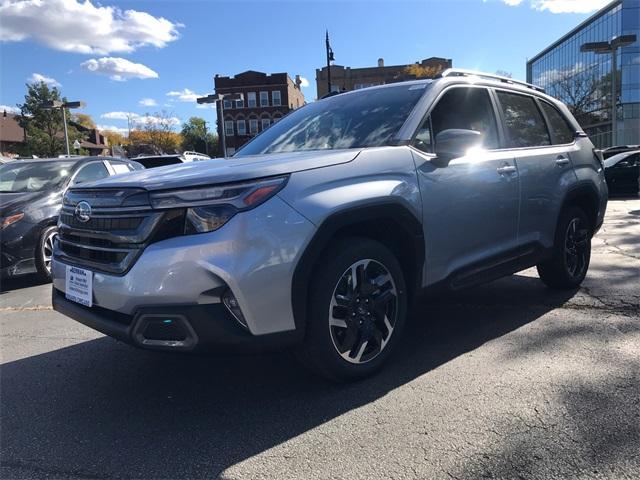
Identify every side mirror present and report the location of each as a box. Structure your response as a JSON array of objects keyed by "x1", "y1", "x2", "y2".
[{"x1": 433, "y1": 129, "x2": 483, "y2": 167}]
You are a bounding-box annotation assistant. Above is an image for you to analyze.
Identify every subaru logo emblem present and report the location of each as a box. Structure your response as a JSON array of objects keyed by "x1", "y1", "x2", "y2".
[{"x1": 75, "y1": 201, "x2": 92, "y2": 223}]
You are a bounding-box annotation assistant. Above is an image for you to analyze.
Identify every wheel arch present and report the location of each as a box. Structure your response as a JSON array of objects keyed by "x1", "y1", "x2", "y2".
[
  {"x1": 560, "y1": 183, "x2": 601, "y2": 234},
  {"x1": 291, "y1": 201, "x2": 424, "y2": 334}
]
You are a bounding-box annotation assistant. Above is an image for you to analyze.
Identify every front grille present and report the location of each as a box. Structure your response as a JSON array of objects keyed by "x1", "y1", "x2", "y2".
[
  {"x1": 55, "y1": 188, "x2": 168, "y2": 275},
  {"x1": 59, "y1": 213, "x2": 143, "y2": 231}
]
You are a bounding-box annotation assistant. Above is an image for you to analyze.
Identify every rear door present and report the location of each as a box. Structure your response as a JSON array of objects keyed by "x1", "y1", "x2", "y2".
[
  {"x1": 494, "y1": 91, "x2": 579, "y2": 250},
  {"x1": 412, "y1": 85, "x2": 520, "y2": 286}
]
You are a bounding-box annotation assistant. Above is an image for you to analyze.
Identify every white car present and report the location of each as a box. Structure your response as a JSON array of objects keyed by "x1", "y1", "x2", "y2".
[{"x1": 182, "y1": 151, "x2": 210, "y2": 162}]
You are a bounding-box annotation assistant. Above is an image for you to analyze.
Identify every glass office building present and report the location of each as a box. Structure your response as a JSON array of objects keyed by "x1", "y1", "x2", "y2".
[{"x1": 527, "y1": 0, "x2": 640, "y2": 148}]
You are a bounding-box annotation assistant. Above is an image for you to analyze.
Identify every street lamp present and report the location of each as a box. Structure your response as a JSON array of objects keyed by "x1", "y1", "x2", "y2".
[
  {"x1": 41, "y1": 100, "x2": 86, "y2": 156},
  {"x1": 581, "y1": 34, "x2": 637, "y2": 146},
  {"x1": 196, "y1": 92, "x2": 243, "y2": 158}
]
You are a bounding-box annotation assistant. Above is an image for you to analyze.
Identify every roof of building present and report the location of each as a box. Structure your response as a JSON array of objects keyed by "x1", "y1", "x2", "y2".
[
  {"x1": 0, "y1": 113, "x2": 25, "y2": 143},
  {"x1": 527, "y1": 0, "x2": 621, "y2": 65}
]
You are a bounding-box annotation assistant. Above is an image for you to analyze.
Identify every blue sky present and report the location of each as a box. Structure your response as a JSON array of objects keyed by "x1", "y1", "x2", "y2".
[{"x1": 0, "y1": 0, "x2": 611, "y2": 134}]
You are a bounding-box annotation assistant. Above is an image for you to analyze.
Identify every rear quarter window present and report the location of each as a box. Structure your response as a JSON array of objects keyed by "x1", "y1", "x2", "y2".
[{"x1": 540, "y1": 101, "x2": 574, "y2": 145}]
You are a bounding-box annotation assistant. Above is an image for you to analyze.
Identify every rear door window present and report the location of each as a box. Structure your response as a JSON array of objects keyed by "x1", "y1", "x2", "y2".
[
  {"x1": 540, "y1": 101, "x2": 574, "y2": 145},
  {"x1": 497, "y1": 91, "x2": 551, "y2": 148},
  {"x1": 72, "y1": 162, "x2": 109, "y2": 185}
]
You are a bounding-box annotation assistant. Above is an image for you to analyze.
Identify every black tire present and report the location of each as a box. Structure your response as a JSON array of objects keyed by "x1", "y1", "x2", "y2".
[
  {"x1": 295, "y1": 237, "x2": 407, "y2": 382},
  {"x1": 537, "y1": 206, "x2": 591, "y2": 290},
  {"x1": 35, "y1": 226, "x2": 58, "y2": 282}
]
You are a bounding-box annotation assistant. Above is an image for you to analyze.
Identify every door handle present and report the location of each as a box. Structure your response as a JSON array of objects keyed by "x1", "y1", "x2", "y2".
[
  {"x1": 555, "y1": 156, "x2": 570, "y2": 166},
  {"x1": 497, "y1": 165, "x2": 517, "y2": 174}
]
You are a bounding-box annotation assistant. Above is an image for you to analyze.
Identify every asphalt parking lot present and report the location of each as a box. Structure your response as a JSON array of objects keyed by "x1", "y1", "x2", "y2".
[{"x1": 1, "y1": 198, "x2": 638, "y2": 480}]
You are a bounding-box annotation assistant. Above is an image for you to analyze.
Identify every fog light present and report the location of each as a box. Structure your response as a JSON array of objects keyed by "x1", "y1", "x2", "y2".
[{"x1": 222, "y1": 289, "x2": 248, "y2": 330}]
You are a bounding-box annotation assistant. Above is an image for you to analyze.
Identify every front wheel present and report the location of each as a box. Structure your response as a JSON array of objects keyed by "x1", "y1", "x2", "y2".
[
  {"x1": 296, "y1": 238, "x2": 407, "y2": 382},
  {"x1": 537, "y1": 206, "x2": 591, "y2": 290},
  {"x1": 36, "y1": 226, "x2": 58, "y2": 282}
]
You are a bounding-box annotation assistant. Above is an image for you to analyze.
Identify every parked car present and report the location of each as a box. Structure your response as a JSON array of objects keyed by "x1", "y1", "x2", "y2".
[
  {"x1": 0, "y1": 156, "x2": 142, "y2": 281},
  {"x1": 51, "y1": 69, "x2": 608, "y2": 381},
  {"x1": 132, "y1": 154, "x2": 185, "y2": 169},
  {"x1": 604, "y1": 149, "x2": 640, "y2": 196},
  {"x1": 182, "y1": 151, "x2": 211, "y2": 162},
  {"x1": 0, "y1": 156, "x2": 15, "y2": 165},
  {"x1": 602, "y1": 144, "x2": 640, "y2": 159}
]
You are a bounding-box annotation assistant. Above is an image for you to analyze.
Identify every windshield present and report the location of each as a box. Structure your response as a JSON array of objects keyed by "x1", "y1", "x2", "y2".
[
  {"x1": 236, "y1": 83, "x2": 429, "y2": 156},
  {"x1": 0, "y1": 161, "x2": 75, "y2": 193}
]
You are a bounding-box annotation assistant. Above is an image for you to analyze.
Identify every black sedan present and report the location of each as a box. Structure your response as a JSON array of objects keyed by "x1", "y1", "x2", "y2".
[
  {"x1": 604, "y1": 150, "x2": 640, "y2": 197},
  {"x1": 0, "y1": 156, "x2": 142, "y2": 281}
]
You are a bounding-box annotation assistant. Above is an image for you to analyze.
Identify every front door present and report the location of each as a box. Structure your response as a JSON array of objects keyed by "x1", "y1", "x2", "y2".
[{"x1": 411, "y1": 86, "x2": 520, "y2": 286}]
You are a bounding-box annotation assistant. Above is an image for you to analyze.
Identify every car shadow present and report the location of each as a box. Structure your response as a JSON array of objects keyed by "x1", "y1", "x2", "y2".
[
  {"x1": 0, "y1": 275, "x2": 582, "y2": 478},
  {"x1": 0, "y1": 274, "x2": 49, "y2": 294}
]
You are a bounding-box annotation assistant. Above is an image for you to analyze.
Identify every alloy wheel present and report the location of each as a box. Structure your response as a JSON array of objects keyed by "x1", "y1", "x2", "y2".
[
  {"x1": 328, "y1": 259, "x2": 398, "y2": 364},
  {"x1": 42, "y1": 230, "x2": 58, "y2": 274},
  {"x1": 564, "y1": 218, "x2": 588, "y2": 278}
]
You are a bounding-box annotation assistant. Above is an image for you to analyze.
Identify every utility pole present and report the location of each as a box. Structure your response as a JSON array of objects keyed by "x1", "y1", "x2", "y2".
[{"x1": 326, "y1": 30, "x2": 335, "y2": 95}]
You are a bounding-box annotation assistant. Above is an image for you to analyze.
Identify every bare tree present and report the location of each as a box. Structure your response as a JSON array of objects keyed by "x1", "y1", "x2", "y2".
[{"x1": 547, "y1": 70, "x2": 606, "y2": 127}]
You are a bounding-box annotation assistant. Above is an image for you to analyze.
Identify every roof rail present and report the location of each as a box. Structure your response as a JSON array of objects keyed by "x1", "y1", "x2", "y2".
[{"x1": 437, "y1": 68, "x2": 546, "y2": 93}]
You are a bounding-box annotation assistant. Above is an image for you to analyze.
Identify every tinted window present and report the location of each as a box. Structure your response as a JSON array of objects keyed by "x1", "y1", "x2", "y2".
[
  {"x1": 236, "y1": 83, "x2": 429, "y2": 156},
  {"x1": 135, "y1": 156, "x2": 183, "y2": 168},
  {"x1": 0, "y1": 161, "x2": 75, "y2": 192},
  {"x1": 415, "y1": 87, "x2": 499, "y2": 153},
  {"x1": 497, "y1": 92, "x2": 550, "y2": 148},
  {"x1": 540, "y1": 101, "x2": 574, "y2": 144},
  {"x1": 72, "y1": 162, "x2": 109, "y2": 185}
]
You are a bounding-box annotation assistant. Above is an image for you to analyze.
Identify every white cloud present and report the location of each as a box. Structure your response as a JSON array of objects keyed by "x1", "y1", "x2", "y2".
[
  {"x1": 81, "y1": 57, "x2": 158, "y2": 81},
  {"x1": 101, "y1": 111, "x2": 138, "y2": 120},
  {"x1": 137, "y1": 113, "x2": 181, "y2": 128},
  {"x1": 166, "y1": 88, "x2": 204, "y2": 103},
  {"x1": 0, "y1": 104, "x2": 20, "y2": 114},
  {"x1": 196, "y1": 103, "x2": 216, "y2": 110},
  {"x1": 100, "y1": 111, "x2": 180, "y2": 128},
  {"x1": 0, "y1": 0, "x2": 181, "y2": 54},
  {"x1": 500, "y1": 0, "x2": 610, "y2": 13},
  {"x1": 298, "y1": 76, "x2": 310, "y2": 88},
  {"x1": 96, "y1": 124, "x2": 129, "y2": 135},
  {"x1": 27, "y1": 72, "x2": 61, "y2": 87},
  {"x1": 139, "y1": 98, "x2": 157, "y2": 107}
]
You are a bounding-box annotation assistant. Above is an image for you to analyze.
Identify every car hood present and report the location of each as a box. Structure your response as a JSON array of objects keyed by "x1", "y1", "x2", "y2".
[
  {"x1": 0, "y1": 191, "x2": 55, "y2": 217},
  {"x1": 75, "y1": 149, "x2": 361, "y2": 191}
]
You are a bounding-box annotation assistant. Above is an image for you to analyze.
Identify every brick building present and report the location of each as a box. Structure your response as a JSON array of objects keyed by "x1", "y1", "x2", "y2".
[
  {"x1": 214, "y1": 70, "x2": 306, "y2": 155},
  {"x1": 315, "y1": 57, "x2": 452, "y2": 98},
  {"x1": 0, "y1": 112, "x2": 25, "y2": 156}
]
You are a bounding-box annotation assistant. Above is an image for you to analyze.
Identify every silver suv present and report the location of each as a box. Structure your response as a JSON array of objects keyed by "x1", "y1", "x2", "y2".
[{"x1": 52, "y1": 69, "x2": 608, "y2": 381}]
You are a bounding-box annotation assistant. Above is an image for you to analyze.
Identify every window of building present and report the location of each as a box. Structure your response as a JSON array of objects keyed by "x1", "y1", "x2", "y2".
[
  {"x1": 235, "y1": 94, "x2": 244, "y2": 109},
  {"x1": 247, "y1": 92, "x2": 257, "y2": 108},
  {"x1": 261, "y1": 118, "x2": 271, "y2": 130},
  {"x1": 497, "y1": 91, "x2": 551, "y2": 148},
  {"x1": 272, "y1": 90, "x2": 282, "y2": 106},
  {"x1": 414, "y1": 87, "x2": 499, "y2": 153},
  {"x1": 273, "y1": 114, "x2": 282, "y2": 123},
  {"x1": 236, "y1": 119, "x2": 246, "y2": 136},
  {"x1": 223, "y1": 99, "x2": 233, "y2": 109},
  {"x1": 249, "y1": 119, "x2": 258, "y2": 134},
  {"x1": 225, "y1": 120, "x2": 234, "y2": 136},
  {"x1": 540, "y1": 101, "x2": 574, "y2": 144},
  {"x1": 260, "y1": 91, "x2": 269, "y2": 107}
]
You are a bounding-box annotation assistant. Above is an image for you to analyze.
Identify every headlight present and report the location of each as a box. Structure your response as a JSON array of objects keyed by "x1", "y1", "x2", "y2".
[
  {"x1": 150, "y1": 176, "x2": 288, "y2": 234},
  {"x1": 1, "y1": 212, "x2": 24, "y2": 229}
]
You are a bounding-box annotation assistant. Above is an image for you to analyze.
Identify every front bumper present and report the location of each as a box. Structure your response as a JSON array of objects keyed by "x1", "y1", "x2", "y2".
[
  {"x1": 52, "y1": 196, "x2": 315, "y2": 338},
  {"x1": 52, "y1": 289, "x2": 301, "y2": 352}
]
